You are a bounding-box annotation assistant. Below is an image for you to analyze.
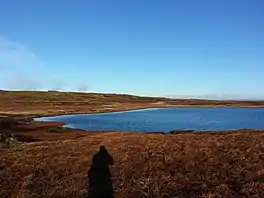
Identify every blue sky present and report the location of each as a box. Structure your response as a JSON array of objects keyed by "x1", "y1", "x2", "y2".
[{"x1": 0, "y1": 0, "x2": 263, "y2": 99}]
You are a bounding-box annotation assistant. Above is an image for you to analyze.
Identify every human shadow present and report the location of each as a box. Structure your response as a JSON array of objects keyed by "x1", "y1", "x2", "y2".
[{"x1": 87, "y1": 146, "x2": 114, "y2": 198}]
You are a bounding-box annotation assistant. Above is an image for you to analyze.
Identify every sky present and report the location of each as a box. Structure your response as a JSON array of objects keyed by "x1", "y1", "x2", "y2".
[{"x1": 0, "y1": 0, "x2": 263, "y2": 99}]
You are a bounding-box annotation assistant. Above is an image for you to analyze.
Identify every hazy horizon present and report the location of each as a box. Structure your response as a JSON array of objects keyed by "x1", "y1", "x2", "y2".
[
  {"x1": 1, "y1": 88, "x2": 264, "y2": 101},
  {"x1": 1, "y1": 1, "x2": 263, "y2": 99}
]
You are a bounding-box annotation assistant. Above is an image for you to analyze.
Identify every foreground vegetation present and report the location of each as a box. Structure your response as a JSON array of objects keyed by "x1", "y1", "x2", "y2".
[
  {"x1": 0, "y1": 118, "x2": 264, "y2": 198},
  {"x1": 1, "y1": 132, "x2": 264, "y2": 197}
]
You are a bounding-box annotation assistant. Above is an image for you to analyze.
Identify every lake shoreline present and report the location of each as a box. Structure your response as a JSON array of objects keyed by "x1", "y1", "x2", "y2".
[
  {"x1": 2, "y1": 117, "x2": 264, "y2": 197},
  {"x1": 1, "y1": 90, "x2": 264, "y2": 119},
  {"x1": 34, "y1": 107, "x2": 264, "y2": 133},
  {"x1": 1, "y1": 115, "x2": 264, "y2": 144},
  {"x1": 33, "y1": 105, "x2": 264, "y2": 118},
  {"x1": 3, "y1": 104, "x2": 264, "y2": 119}
]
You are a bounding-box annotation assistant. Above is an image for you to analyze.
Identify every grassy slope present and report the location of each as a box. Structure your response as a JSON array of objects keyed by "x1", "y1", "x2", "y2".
[{"x1": 1, "y1": 90, "x2": 264, "y2": 117}]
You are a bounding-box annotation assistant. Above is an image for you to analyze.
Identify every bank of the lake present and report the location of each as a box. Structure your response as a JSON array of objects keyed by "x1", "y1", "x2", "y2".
[
  {"x1": 1, "y1": 90, "x2": 264, "y2": 118},
  {"x1": 1, "y1": 118, "x2": 264, "y2": 197},
  {"x1": 35, "y1": 107, "x2": 264, "y2": 133}
]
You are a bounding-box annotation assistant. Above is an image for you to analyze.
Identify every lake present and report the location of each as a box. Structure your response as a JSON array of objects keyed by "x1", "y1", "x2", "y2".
[{"x1": 35, "y1": 108, "x2": 264, "y2": 133}]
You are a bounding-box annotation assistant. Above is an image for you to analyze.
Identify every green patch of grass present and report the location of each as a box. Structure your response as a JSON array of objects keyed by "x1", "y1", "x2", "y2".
[
  {"x1": 46, "y1": 126, "x2": 73, "y2": 133},
  {"x1": 256, "y1": 178, "x2": 264, "y2": 183}
]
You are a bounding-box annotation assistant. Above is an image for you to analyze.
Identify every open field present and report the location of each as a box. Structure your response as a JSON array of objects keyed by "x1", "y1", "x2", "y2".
[
  {"x1": 1, "y1": 90, "x2": 264, "y2": 117},
  {"x1": 1, "y1": 122, "x2": 264, "y2": 198},
  {"x1": 0, "y1": 91, "x2": 264, "y2": 197}
]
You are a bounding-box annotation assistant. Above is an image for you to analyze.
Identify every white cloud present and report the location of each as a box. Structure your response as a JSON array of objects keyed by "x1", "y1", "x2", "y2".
[
  {"x1": 0, "y1": 36, "x2": 43, "y2": 70},
  {"x1": 0, "y1": 36, "x2": 44, "y2": 90},
  {"x1": 0, "y1": 37, "x2": 89, "y2": 92}
]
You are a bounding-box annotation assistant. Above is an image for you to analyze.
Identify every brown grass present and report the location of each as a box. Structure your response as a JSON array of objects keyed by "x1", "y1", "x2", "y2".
[
  {"x1": 1, "y1": 90, "x2": 264, "y2": 117},
  {"x1": 1, "y1": 90, "x2": 264, "y2": 197},
  {"x1": 1, "y1": 131, "x2": 264, "y2": 198}
]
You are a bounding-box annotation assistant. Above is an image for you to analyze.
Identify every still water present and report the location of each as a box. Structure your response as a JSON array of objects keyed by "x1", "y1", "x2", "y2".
[{"x1": 35, "y1": 108, "x2": 264, "y2": 133}]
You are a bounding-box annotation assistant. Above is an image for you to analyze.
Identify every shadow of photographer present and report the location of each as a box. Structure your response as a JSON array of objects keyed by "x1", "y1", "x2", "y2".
[{"x1": 87, "y1": 146, "x2": 114, "y2": 198}]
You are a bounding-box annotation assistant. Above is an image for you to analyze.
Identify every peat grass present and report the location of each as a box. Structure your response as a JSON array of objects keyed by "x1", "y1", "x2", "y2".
[
  {"x1": 1, "y1": 131, "x2": 264, "y2": 198},
  {"x1": 1, "y1": 90, "x2": 264, "y2": 117}
]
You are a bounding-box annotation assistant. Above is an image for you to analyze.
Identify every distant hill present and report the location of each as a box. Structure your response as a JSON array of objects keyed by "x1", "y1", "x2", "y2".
[{"x1": 0, "y1": 90, "x2": 264, "y2": 117}]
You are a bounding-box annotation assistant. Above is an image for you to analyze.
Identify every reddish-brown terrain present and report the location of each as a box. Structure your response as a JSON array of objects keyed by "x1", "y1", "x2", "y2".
[
  {"x1": 1, "y1": 90, "x2": 264, "y2": 117},
  {"x1": 1, "y1": 90, "x2": 264, "y2": 198}
]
